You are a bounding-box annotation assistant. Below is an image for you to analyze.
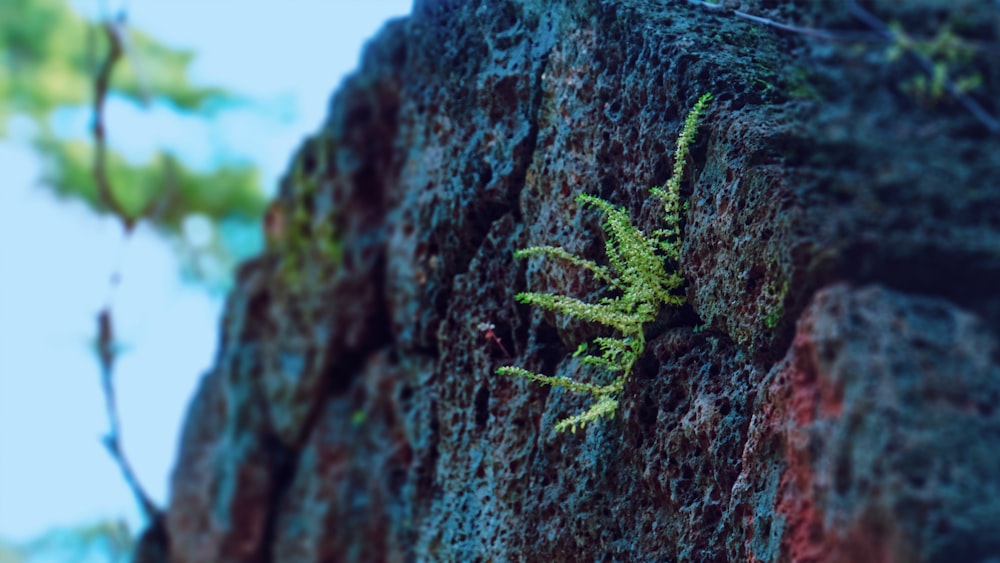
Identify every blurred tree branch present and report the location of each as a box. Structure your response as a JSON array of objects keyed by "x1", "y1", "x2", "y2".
[
  {"x1": 1, "y1": 0, "x2": 269, "y2": 290},
  {"x1": 89, "y1": 6, "x2": 162, "y2": 540}
]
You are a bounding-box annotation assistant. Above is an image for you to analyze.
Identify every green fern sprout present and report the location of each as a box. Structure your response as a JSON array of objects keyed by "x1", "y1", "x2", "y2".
[{"x1": 498, "y1": 93, "x2": 712, "y2": 433}]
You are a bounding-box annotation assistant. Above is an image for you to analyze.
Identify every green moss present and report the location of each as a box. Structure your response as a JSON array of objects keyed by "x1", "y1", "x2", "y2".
[
  {"x1": 786, "y1": 66, "x2": 822, "y2": 100},
  {"x1": 275, "y1": 135, "x2": 342, "y2": 290},
  {"x1": 497, "y1": 93, "x2": 712, "y2": 433},
  {"x1": 760, "y1": 277, "x2": 788, "y2": 331},
  {"x1": 350, "y1": 409, "x2": 367, "y2": 427}
]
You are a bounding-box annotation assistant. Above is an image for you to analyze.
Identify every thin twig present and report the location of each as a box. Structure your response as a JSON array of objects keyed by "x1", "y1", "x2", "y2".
[
  {"x1": 686, "y1": 0, "x2": 726, "y2": 11},
  {"x1": 97, "y1": 311, "x2": 159, "y2": 521},
  {"x1": 687, "y1": 0, "x2": 882, "y2": 42},
  {"x1": 93, "y1": 15, "x2": 134, "y2": 230},
  {"x1": 733, "y1": 10, "x2": 871, "y2": 41},
  {"x1": 689, "y1": 0, "x2": 1000, "y2": 52},
  {"x1": 91, "y1": 11, "x2": 162, "y2": 524}
]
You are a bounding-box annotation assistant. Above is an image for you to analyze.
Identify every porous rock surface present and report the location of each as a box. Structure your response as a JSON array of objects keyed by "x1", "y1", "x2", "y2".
[{"x1": 150, "y1": 1, "x2": 1000, "y2": 561}]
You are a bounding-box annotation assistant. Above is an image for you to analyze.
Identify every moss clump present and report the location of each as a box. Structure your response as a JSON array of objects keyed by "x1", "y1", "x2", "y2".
[
  {"x1": 886, "y1": 22, "x2": 983, "y2": 105},
  {"x1": 267, "y1": 135, "x2": 342, "y2": 290},
  {"x1": 498, "y1": 93, "x2": 712, "y2": 432}
]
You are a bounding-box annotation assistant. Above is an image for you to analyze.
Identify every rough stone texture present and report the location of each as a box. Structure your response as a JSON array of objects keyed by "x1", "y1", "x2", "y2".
[
  {"x1": 732, "y1": 284, "x2": 1000, "y2": 562},
  {"x1": 149, "y1": 0, "x2": 1000, "y2": 561}
]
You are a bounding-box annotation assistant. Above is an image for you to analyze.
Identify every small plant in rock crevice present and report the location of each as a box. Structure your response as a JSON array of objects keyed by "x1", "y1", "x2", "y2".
[{"x1": 497, "y1": 93, "x2": 712, "y2": 433}]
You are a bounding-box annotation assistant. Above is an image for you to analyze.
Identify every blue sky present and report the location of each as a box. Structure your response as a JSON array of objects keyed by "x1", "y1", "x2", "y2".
[{"x1": 0, "y1": 0, "x2": 412, "y2": 544}]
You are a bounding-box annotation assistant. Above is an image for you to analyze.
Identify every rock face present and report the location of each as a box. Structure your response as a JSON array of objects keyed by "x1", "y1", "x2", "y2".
[{"x1": 154, "y1": 1, "x2": 1000, "y2": 561}]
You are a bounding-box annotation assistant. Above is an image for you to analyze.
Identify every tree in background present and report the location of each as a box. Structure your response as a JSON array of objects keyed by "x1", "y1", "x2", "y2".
[
  {"x1": 1, "y1": 0, "x2": 268, "y2": 560},
  {"x1": 1, "y1": 0, "x2": 268, "y2": 288}
]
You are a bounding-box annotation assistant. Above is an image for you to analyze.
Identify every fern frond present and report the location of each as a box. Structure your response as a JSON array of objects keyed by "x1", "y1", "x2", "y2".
[
  {"x1": 496, "y1": 366, "x2": 608, "y2": 395},
  {"x1": 553, "y1": 395, "x2": 619, "y2": 433},
  {"x1": 514, "y1": 245, "x2": 620, "y2": 288},
  {"x1": 663, "y1": 92, "x2": 713, "y2": 209},
  {"x1": 497, "y1": 93, "x2": 712, "y2": 433},
  {"x1": 578, "y1": 194, "x2": 635, "y2": 278},
  {"x1": 578, "y1": 355, "x2": 627, "y2": 373},
  {"x1": 515, "y1": 292, "x2": 640, "y2": 334},
  {"x1": 591, "y1": 335, "x2": 637, "y2": 356}
]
